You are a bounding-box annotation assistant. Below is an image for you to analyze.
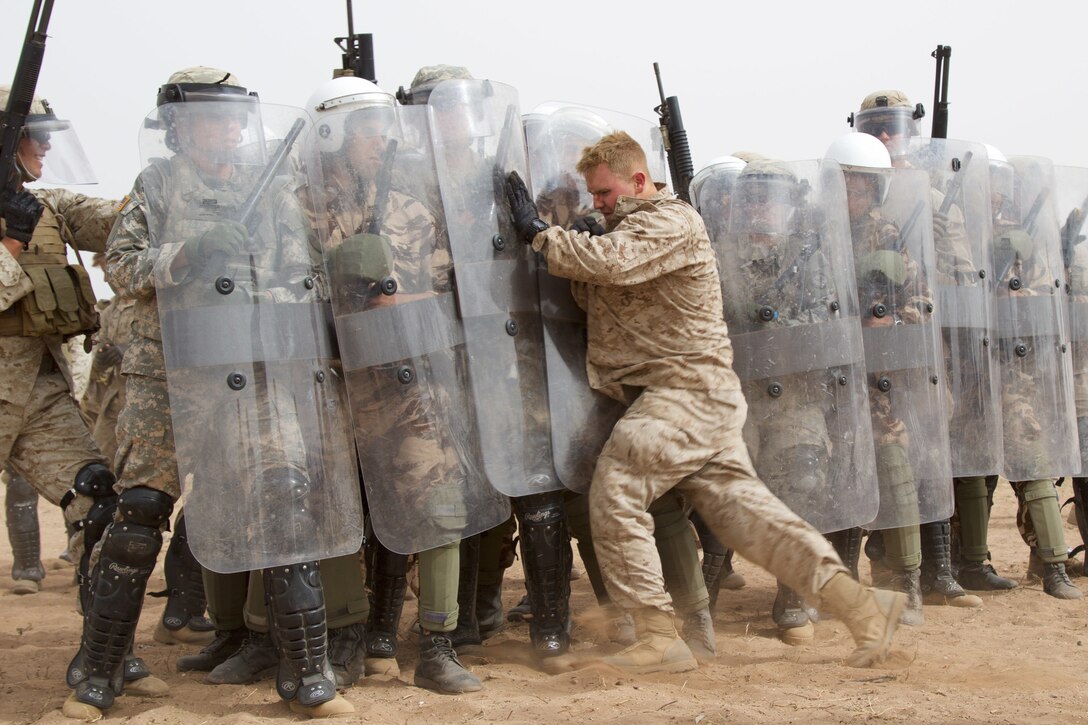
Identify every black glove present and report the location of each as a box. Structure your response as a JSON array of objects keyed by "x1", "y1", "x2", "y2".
[
  {"x1": 185, "y1": 220, "x2": 248, "y2": 270},
  {"x1": 2, "y1": 189, "x2": 44, "y2": 248},
  {"x1": 571, "y1": 215, "x2": 605, "y2": 236},
  {"x1": 504, "y1": 170, "x2": 549, "y2": 243},
  {"x1": 97, "y1": 343, "x2": 125, "y2": 369}
]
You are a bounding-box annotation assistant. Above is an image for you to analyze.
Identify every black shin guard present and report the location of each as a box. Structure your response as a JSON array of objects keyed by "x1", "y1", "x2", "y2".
[
  {"x1": 364, "y1": 537, "x2": 409, "y2": 659},
  {"x1": 67, "y1": 487, "x2": 172, "y2": 711},
  {"x1": 65, "y1": 463, "x2": 119, "y2": 613},
  {"x1": 449, "y1": 534, "x2": 482, "y2": 646},
  {"x1": 264, "y1": 561, "x2": 336, "y2": 707},
  {"x1": 152, "y1": 514, "x2": 209, "y2": 631},
  {"x1": 690, "y1": 509, "x2": 728, "y2": 608},
  {"x1": 512, "y1": 492, "x2": 571, "y2": 656},
  {"x1": 5, "y1": 472, "x2": 44, "y2": 583},
  {"x1": 826, "y1": 527, "x2": 863, "y2": 580},
  {"x1": 1071, "y1": 478, "x2": 1088, "y2": 558}
]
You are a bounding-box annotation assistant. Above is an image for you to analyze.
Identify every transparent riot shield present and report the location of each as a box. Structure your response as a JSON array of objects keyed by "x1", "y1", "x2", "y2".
[
  {"x1": 849, "y1": 167, "x2": 953, "y2": 529},
  {"x1": 907, "y1": 138, "x2": 1003, "y2": 476},
  {"x1": 1055, "y1": 164, "x2": 1088, "y2": 470},
  {"x1": 304, "y1": 102, "x2": 510, "y2": 554},
  {"x1": 707, "y1": 159, "x2": 877, "y2": 533},
  {"x1": 991, "y1": 156, "x2": 1079, "y2": 481},
  {"x1": 524, "y1": 104, "x2": 664, "y2": 491},
  {"x1": 428, "y1": 80, "x2": 558, "y2": 497},
  {"x1": 141, "y1": 102, "x2": 362, "y2": 572}
]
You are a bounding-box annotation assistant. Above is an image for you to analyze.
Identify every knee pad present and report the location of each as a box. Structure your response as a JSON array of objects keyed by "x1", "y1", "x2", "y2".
[{"x1": 116, "y1": 488, "x2": 174, "y2": 529}]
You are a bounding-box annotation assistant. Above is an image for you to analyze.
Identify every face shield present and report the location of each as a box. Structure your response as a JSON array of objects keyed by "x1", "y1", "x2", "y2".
[
  {"x1": 731, "y1": 175, "x2": 797, "y2": 238},
  {"x1": 20, "y1": 111, "x2": 96, "y2": 184},
  {"x1": 854, "y1": 106, "x2": 917, "y2": 159}
]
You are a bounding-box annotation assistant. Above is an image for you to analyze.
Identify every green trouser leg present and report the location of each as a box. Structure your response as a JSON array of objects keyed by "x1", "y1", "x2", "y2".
[
  {"x1": 651, "y1": 494, "x2": 709, "y2": 616},
  {"x1": 1017, "y1": 479, "x2": 1069, "y2": 563},
  {"x1": 882, "y1": 525, "x2": 921, "y2": 571},
  {"x1": 565, "y1": 491, "x2": 610, "y2": 603},
  {"x1": 418, "y1": 541, "x2": 459, "y2": 633},
  {"x1": 954, "y1": 476, "x2": 990, "y2": 563},
  {"x1": 319, "y1": 552, "x2": 369, "y2": 629},
  {"x1": 202, "y1": 568, "x2": 249, "y2": 631}
]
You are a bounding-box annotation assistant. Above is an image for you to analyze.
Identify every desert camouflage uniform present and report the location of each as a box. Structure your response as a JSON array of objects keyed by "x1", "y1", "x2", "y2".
[
  {"x1": 80, "y1": 294, "x2": 135, "y2": 463},
  {"x1": 0, "y1": 189, "x2": 115, "y2": 564},
  {"x1": 532, "y1": 186, "x2": 846, "y2": 613}
]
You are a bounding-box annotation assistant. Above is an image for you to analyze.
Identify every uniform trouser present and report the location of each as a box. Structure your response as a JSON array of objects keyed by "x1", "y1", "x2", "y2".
[
  {"x1": 0, "y1": 363, "x2": 107, "y2": 567},
  {"x1": 477, "y1": 516, "x2": 516, "y2": 592},
  {"x1": 239, "y1": 551, "x2": 369, "y2": 632},
  {"x1": 567, "y1": 489, "x2": 709, "y2": 615},
  {"x1": 589, "y1": 386, "x2": 845, "y2": 612},
  {"x1": 1012, "y1": 479, "x2": 1069, "y2": 563}
]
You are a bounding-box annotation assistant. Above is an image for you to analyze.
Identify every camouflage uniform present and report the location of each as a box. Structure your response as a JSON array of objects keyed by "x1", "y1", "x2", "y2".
[
  {"x1": 0, "y1": 189, "x2": 115, "y2": 574},
  {"x1": 532, "y1": 187, "x2": 846, "y2": 614},
  {"x1": 80, "y1": 293, "x2": 135, "y2": 463}
]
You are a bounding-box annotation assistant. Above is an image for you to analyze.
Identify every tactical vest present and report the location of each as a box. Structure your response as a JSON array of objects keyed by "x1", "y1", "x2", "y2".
[{"x1": 0, "y1": 200, "x2": 99, "y2": 337}]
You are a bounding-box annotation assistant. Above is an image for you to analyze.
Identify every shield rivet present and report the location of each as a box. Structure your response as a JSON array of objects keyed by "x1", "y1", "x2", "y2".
[{"x1": 227, "y1": 372, "x2": 247, "y2": 390}]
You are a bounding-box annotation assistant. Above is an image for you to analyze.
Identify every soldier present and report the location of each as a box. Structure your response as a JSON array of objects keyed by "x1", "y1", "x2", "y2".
[
  {"x1": 65, "y1": 68, "x2": 356, "y2": 719},
  {"x1": 988, "y1": 150, "x2": 1081, "y2": 598},
  {"x1": 306, "y1": 72, "x2": 511, "y2": 693},
  {"x1": 0, "y1": 87, "x2": 154, "y2": 708},
  {"x1": 505, "y1": 131, "x2": 907, "y2": 673},
  {"x1": 403, "y1": 66, "x2": 578, "y2": 668},
  {"x1": 851, "y1": 90, "x2": 999, "y2": 599},
  {"x1": 706, "y1": 158, "x2": 881, "y2": 644},
  {"x1": 525, "y1": 103, "x2": 715, "y2": 660}
]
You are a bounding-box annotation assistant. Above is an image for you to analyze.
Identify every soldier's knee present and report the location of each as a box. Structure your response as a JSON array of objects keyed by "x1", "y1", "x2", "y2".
[
  {"x1": 73, "y1": 462, "x2": 116, "y2": 499},
  {"x1": 116, "y1": 487, "x2": 174, "y2": 529}
]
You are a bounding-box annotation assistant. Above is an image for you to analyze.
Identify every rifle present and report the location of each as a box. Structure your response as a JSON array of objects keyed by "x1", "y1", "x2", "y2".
[
  {"x1": 997, "y1": 188, "x2": 1051, "y2": 284},
  {"x1": 0, "y1": 0, "x2": 54, "y2": 204},
  {"x1": 652, "y1": 63, "x2": 694, "y2": 204},
  {"x1": 938, "y1": 150, "x2": 972, "y2": 215},
  {"x1": 1061, "y1": 193, "x2": 1088, "y2": 269},
  {"x1": 334, "y1": 0, "x2": 376, "y2": 82},
  {"x1": 238, "y1": 117, "x2": 306, "y2": 234},
  {"x1": 893, "y1": 201, "x2": 926, "y2": 253},
  {"x1": 931, "y1": 45, "x2": 951, "y2": 139}
]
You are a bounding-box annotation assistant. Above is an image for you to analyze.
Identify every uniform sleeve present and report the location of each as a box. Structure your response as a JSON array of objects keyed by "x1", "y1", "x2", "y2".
[
  {"x1": 532, "y1": 202, "x2": 701, "y2": 286},
  {"x1": 105, "y1": 173, "x2": 187, "y2": 299},
  {"x1": 36, "y1": 188, "x2": 121, "y2": 253},
  {"x1": 0, "y1": 244, "x2": 33, "y2": 311}
]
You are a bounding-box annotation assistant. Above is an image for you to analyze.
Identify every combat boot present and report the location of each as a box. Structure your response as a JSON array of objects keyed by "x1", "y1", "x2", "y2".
[
  {"x1": 448, "y1": 535, "x2": 483, "y2": 648},
  {"x1": 176, "y1": 628, "x2": 247, "y2": 672},
  {"x1": 206, "y1": 631, "x2": 278, "y2": 684},
  {"x1": 601, "y1": 607, "x2": 698, "y2": 674},
  {"x1": 414, "y1": 633, "x2": 482, "y2": 694},
  {"x1": 506, "y1": 593, "x2": 533, "y2": 622},
  {"x1": 327, "y1": 623, "x2": 366, "y2": 687},
  {"x1": 681, "y1": 606, "x2": 717, "y2": 663},
  {"x1": 865, "y1": 531, "x2": 892, "y2": 587},
  {"x1": 919, "y1": 521, "x2": 983, "y2": 608},
  {"x1": 364, "y1": 541, "x2": 408, "y2": 677},
  {"x1": 476, "y1": 575, "x2": 505, "y2": 641},
  {"x1": 888, "y1": 569, "x2": 924, "y2": 626},
  {"x1": 957, "y1": 560, "x2": 1017, "y2": 590},
  {"x1": 818, "y1": 572, "x2": 906, "y2": 667},
  {"x1": 772, "y1": 582, "x2": 815, "y2": 646},
  {"x1": 1041, "y1": 561, "x2": 1083, "y2": 600}
]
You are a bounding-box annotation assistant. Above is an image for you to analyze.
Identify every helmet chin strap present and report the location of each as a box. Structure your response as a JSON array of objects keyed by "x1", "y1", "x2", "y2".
[{"x1": 15, "y1": 153, "x2": 39, "y2": 183}]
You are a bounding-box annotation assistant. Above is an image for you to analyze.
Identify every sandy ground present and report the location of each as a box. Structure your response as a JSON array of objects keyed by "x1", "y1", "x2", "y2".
[{"x1": 3, "y1": 485, "x2": 1088, "y2": 725}]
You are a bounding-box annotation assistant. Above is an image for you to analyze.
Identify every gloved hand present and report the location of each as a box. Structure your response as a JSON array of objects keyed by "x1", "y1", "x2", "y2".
[
  {"x1": 856, "y1": 250, "x2": 907, "y2": 287},
  {"x1": 97, "y1": 343, "x2": 125, "y2": 369},
  {"x1": 504, "y1": 170, "x2": 548, "y2": 243},
  {"x1": 328, "y1": 233, "x2": 393, "y2": 284},
  {"x1": 571, "y1": 214, "x2": 605, "y2": 236},
  {"x1": 185, "y1": 220, "x2": 247, "y2": 270},
  {"x1": 2, "y1": 189, "x2": 44, "y2": 247}
]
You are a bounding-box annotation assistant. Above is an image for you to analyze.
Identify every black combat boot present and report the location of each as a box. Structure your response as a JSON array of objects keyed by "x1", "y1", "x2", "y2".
[
  {"x1": 826, "y1": 528, "x2": 862, "y2": 581},
  {"x1": 364, "y1": 538, "x2": 408, "y2": 677},
  {"x1": 327, "y1": 622, "x2": 366, "y2": 687},
  {"x1": 448, "y1": 534, "x2": 483, "y2": 648},
  {"x1": 152, "y1": 514, "x2": 215, "y2": 645},
  {"x1": 772, "y1": 581, "x2": 815, "y2": 645},
  {"x1": 206, "y1": 630, "x2": 278, "y2": 684},
  {"x1": 176, "y1": 628, "x2": 248, "y2": 672},
  {"x1": 5, "y1": 472, "x2": 44, "y2": 594},
  {"x1": 919, "y1": 520, "x2": 982, "y2": 608}
]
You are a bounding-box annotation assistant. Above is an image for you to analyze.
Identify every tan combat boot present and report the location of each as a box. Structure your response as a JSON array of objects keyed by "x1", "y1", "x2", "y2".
[
  {"x1": 819, "y1": 572, "x2": 906, "y2": 668},
  {"x1": 602, "y1": 607, "x2": 698, "y2": 674}
]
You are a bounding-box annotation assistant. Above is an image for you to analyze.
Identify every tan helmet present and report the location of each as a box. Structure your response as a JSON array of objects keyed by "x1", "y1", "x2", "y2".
[
  {"x1": 396, "y1": 64, "x2": 473, "y2": 105},
  {"x1": 153, "y1": 67, "x2": 257, "y2": 152},
  {"x1": 848, "y1": 90, "x2": 925, "y2": 156},
  {"x1": 0, "y1": 85, "x2": 96, "y2": 184}
]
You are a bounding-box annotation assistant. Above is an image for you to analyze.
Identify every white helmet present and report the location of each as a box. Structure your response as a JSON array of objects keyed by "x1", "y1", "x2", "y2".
[
  {"x1": 825, "y1": 133, "x2": 893, "y2": 203},
  {"x1": 306, "y1": 76, "x2": 396, "y2": 153},
  {"x1": 690, "y1": 155, "x2": 746, "y2": 212}
]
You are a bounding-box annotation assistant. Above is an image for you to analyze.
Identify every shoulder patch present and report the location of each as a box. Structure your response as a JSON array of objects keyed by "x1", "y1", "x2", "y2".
[{"x1": 117, "y1": 195, "x2": 139, "y2": 217}]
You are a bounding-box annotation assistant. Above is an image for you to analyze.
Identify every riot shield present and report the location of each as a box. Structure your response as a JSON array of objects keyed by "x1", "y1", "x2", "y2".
[
  {"x1": 907, "y1": 138, "x2": 1003, "y2": 476},
  {"x1": 1055, "y1": 164, "x2": 1088, "y2": 470},
  {"x1": 428, "y1": 80, "x2": 559, "y2": 497},
  {"x1": 707, "y1": 159, "x2": 877, "y2": 533},
  {"x1": 524, "y1": 104, "x2": 664, "y2": 491},
  {"x1": 142, "y1": 101, "x2": 362, "y2": 572},
  {"x1": 304, "y1": 102, "x2": 510, "y2": 554},
  {"x1": 991, "y1": 156, "x2": 1079, "y2": 480},
  {"x1": 848, "y1": 167, "x2": 953, "y2": 529}
]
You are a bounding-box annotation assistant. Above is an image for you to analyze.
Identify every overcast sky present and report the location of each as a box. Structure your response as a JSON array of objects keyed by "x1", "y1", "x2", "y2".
[{"x1": 3, "y1": 0, "x2": 1076, "y2": 297}]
